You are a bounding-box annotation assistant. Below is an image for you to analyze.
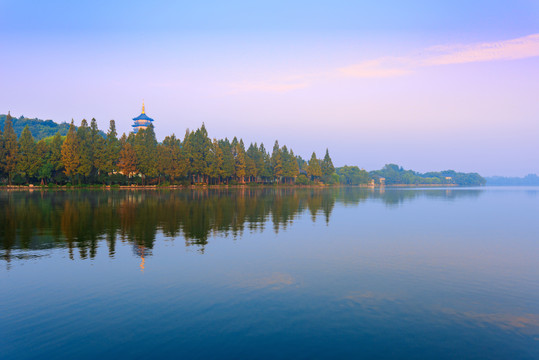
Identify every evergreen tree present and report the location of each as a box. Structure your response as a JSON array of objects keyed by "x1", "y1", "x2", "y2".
[
  {"x1": 182, "y1": 129, "x2": 194, "y2": 182},
  {"x1": 321, "y1": 148, "x2": 335, "y2": 176},
  {"x1": 159, "y1": 136, "x2": 174, "y2": 182},
  {"x1": 90, "y1": 118, "x2": 106, "y2": 179},
  {"x1": 104, "y1": 120, "x2": 120, "y2": 175},
  {"x1": 49, "y1": 132, "x2": 64, "y2": 173},
  {"x1": 61, "y1": 121, "x2": 80, "y2": 182},
  {"x1": 160, "y1": 134, "x2": 185, "y2": 183},
  {"x1": 188, "y1": 124, "x2": 211, "y2": 183},
  {"x1": 37, "y1": 139, "x2": 53, "y2": 184},
  {"x1": 281, "y1": 145, "x2": 292, "y2": 183},
  {"x1": 254, "y1": 143, "x2": 265, "y2": 181},
  {"x1": 93, "y1": 134, "x2": 107, "y2": 180},
  {"x1": 307, "y1": 152, "x2": 322, "y2": 181},
  {"x1": 219, "y1": 138, "x2": 235, "y2": 184},
  {"x1": 280, "y1": 146, "x2": 300, "y2": 184},
  {"x1": 3, "y1": 113, "x2": 18, "y2": 184},
  {"x1": 145, "y1": 125, "x2": 158, "y2": 178},
  {"x1": 134, "y1": 125, "x2": 158, "y2": 183},
  {"x1": 156, "y1": 143, "x2": 166, "y2": 184},
  {"x1": 118, "y1": 133, "x2": 138, "y2": 180},
  {"x1": 258, "y1": 143, "x2": 273, "y2": 182},
  {"x1": 17, "y1": 126, "x2": 39, "y2": 181},
  {"x1": 207, "y1": 139, "x2": 224, "y2": 184},
  {"x1": 235, "y1": 139, "x2": 246, "y2": 183},
  {"x1": 77, "y1": 119, "x2": 93, "y2": 181},
  {"x1": 296, "y1": 155, "x2": 307, "y2": 172},
  {"x1": 174, "y1": 135, "x2": 187, "y2": 181},
  {"x1": 0, "y1": 125, "x2": 5, "y2": 179},
  {"x1": 289, "y1": 149, "x2": 300, "y2": 182},
  {"x1": 271, "y1": 140, "x2": 283, "y2": 182},
  {"x1": 246, "y1": 143, "x2": 259, "y2": 183}
]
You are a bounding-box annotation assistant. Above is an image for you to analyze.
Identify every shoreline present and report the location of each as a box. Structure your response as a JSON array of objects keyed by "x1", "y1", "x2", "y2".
[{"x1": 1, "y1": 183, "x2": 465, "y2": 191}]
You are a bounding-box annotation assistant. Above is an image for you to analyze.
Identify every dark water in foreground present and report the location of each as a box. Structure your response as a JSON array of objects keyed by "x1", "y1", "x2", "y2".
[{"x1": 1, "y1": 187, "x2": 538, "y2": 359}]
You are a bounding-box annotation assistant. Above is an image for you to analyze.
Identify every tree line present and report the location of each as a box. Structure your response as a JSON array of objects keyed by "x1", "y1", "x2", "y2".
[
  {"x1": 0, "y1": 113, "x2": 75, "y2": 140},
  {"x1": 337, "y1": 164, "x2": 485, "y2": 186},
  {"x1": 485, "y1": 174, "x2": 539, "y2": 186},
  {"x1": 0, "y1": 113, "x2": 336, "y2": 186}
]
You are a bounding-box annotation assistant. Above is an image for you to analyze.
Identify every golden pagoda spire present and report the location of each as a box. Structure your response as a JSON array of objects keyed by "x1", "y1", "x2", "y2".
[{"x1": 142, "y1": 100, "x2": 145, "y2": 114}]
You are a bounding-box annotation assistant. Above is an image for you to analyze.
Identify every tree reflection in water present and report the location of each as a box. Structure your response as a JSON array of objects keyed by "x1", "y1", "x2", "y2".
[{"x1": 0, "y1": 188, "x2": 481, "y2": 263}]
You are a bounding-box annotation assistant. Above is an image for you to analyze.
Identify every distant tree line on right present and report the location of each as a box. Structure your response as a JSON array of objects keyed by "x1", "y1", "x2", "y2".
[
  {"x1": 336, "y1": 164, "x2": 485, "y2": 186},
  {"x1": 485, "y1": 174, "x2": 539, "y2": 186}
]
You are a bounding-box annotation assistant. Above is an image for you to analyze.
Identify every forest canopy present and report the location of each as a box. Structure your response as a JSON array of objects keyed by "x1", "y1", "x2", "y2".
[
  {"x1": 0, "y1": 113, "x2": 105, "y2": 140},
  {"x1": 0, "y1": 113, "x2": 485, "y2": 187},
  {"x1": 0, "y1": 113, "x2": 334, "y2": 186}
]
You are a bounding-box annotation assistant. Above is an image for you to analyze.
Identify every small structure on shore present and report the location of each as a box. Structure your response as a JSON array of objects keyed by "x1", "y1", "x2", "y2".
[{"x1": 132, "y1": 101, "x2": 154, "y2": 133}]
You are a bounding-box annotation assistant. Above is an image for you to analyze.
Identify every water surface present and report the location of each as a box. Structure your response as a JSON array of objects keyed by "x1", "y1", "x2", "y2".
[{"x1": 1, "y1": 187, "x2": 538, "y2": 359}]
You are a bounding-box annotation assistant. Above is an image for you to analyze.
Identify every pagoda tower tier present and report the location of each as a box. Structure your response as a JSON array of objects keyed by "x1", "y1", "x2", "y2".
[{"x1": 132, "y1": 101, "x2": 154, "y2": 133}]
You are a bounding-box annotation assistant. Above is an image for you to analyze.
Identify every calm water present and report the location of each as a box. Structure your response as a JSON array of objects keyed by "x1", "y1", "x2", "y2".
[{"x1": 1, "y1": 187, "x2": 538, "y2": 359}]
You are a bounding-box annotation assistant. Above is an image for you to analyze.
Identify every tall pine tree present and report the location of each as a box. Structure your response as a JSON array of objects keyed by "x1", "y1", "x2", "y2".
[
  {"x1": 3, "y1": 113, "x2": 19, "y2": 185},
  {"x1": 271, "y1": 141, "x2": 283, "y2": 182},
  {"x1": 307, "y1": 152, "x2": 322, "y2": 182},
  {"x1": 207, "y1": 139, "x2": 224, "y2": 184},
  {"x1": 90, "y1": 118, "x2": 106, "y2": 180},
  {"x1": 219, "y1": 138, "x2": 235, "y2": 185},
  {"x1": 77, "y1": 119, "x2": 93, "y2": 181},
  {"x1": 104, "y1": 120, "x2": 120, "y2": 176},
  {"x1": 17, "y1": 126, "x2": 39, "y2": 182},
  {"x1": 118, "y1": 133, "x2": 138, "y2": 181},
  {"x1": 61, "y1": 120, "x2": 80, "y2": 182},
  {"x1": 49, "y1": 132, "x2": 64, "y2": 174},
  {"x1": 321, "y1": 148, "x2": 335, "y2": 176},
  {"x1": 235, "y1": 139, "x2": 246, "y2": 183},
  {"x1": 36, "y1": 139, "x2": 53, "y2": 184},
  {"x1": 0, "y1": 124, "x2": 4, "y2": 179}
]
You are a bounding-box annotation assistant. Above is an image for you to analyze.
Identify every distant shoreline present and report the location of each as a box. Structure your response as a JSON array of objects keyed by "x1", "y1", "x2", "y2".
[{"x1": 1, "y1": 183, "x2": 468, "y2": 191}]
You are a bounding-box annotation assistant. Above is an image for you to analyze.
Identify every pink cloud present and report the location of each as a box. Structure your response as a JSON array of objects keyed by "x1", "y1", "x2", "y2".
[
  {"x1": 423, "y1": 33, "x2": 539, "y2": 65},
  {"x1": 225, "y1": 33, "x2": 539, "y2": 93}
]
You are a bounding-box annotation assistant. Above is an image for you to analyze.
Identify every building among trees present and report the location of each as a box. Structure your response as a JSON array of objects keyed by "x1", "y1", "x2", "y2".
[{"x1": 132, "y1": 101, "x2": 154, "y2": 133}]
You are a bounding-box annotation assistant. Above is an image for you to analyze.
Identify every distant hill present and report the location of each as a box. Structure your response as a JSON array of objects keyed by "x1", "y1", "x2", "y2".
[
  {"x1": 336, "y1": 164, "x2": 486, "y2": 186},
  {"x1": 485, "y1": 174, "x2": 539, "y2": 186},
  {"x1": 0, "y1": 114, "x2": 105, "y2": 140}
]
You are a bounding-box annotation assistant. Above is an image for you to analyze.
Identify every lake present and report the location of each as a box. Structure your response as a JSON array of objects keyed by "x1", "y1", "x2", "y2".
[{"x1": 1, "y1": 187, "x2": 538, "y2": 359}]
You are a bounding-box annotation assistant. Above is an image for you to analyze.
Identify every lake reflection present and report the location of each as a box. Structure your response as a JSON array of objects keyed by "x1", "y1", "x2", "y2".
[
  {"x1": 1, "y1": 187, "x2": 538, "y2": 359},
  {"x1": 0, "y1": 187, "x2": 482, "y2": 260}
]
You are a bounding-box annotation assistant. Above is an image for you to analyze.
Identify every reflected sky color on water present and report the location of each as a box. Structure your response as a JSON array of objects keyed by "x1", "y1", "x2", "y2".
[{"x1": 1, "y1": 188, "x2": 538, "y2": 359}]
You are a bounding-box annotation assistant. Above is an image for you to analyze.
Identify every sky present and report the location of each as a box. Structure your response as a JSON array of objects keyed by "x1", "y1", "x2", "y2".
[{"x1": 1, "y1": 0, "x2": 538, "y2": 176}]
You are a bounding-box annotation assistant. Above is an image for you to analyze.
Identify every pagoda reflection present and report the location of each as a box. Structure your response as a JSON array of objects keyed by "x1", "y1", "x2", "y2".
[{"x1": 0, "y1": 188, "x2": 481, "y2": 264}]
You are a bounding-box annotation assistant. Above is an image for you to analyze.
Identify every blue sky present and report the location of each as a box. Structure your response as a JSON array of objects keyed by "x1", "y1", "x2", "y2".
[{"x1": 1, "y1": 0, "x2": 539, "y2": 176}]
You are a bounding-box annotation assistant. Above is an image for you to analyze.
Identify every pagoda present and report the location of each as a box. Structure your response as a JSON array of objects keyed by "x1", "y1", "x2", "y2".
[{"x1": 132, "y1": 101, "x2": 154, "y2": 133}]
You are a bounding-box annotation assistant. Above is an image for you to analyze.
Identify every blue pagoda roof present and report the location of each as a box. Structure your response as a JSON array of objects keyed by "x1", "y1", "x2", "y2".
[{"x1": 132, "y1": 113, "x2": 154, "y2": 121}]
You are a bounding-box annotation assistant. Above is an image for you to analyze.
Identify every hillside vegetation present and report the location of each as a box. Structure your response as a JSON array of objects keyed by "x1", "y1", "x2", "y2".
[
  {"x1": 337, "y1": 164, "x2": 485, "y2": 186},
  {"x1": 0, "y1": 114, "x2": 105, "y2": 140}
]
